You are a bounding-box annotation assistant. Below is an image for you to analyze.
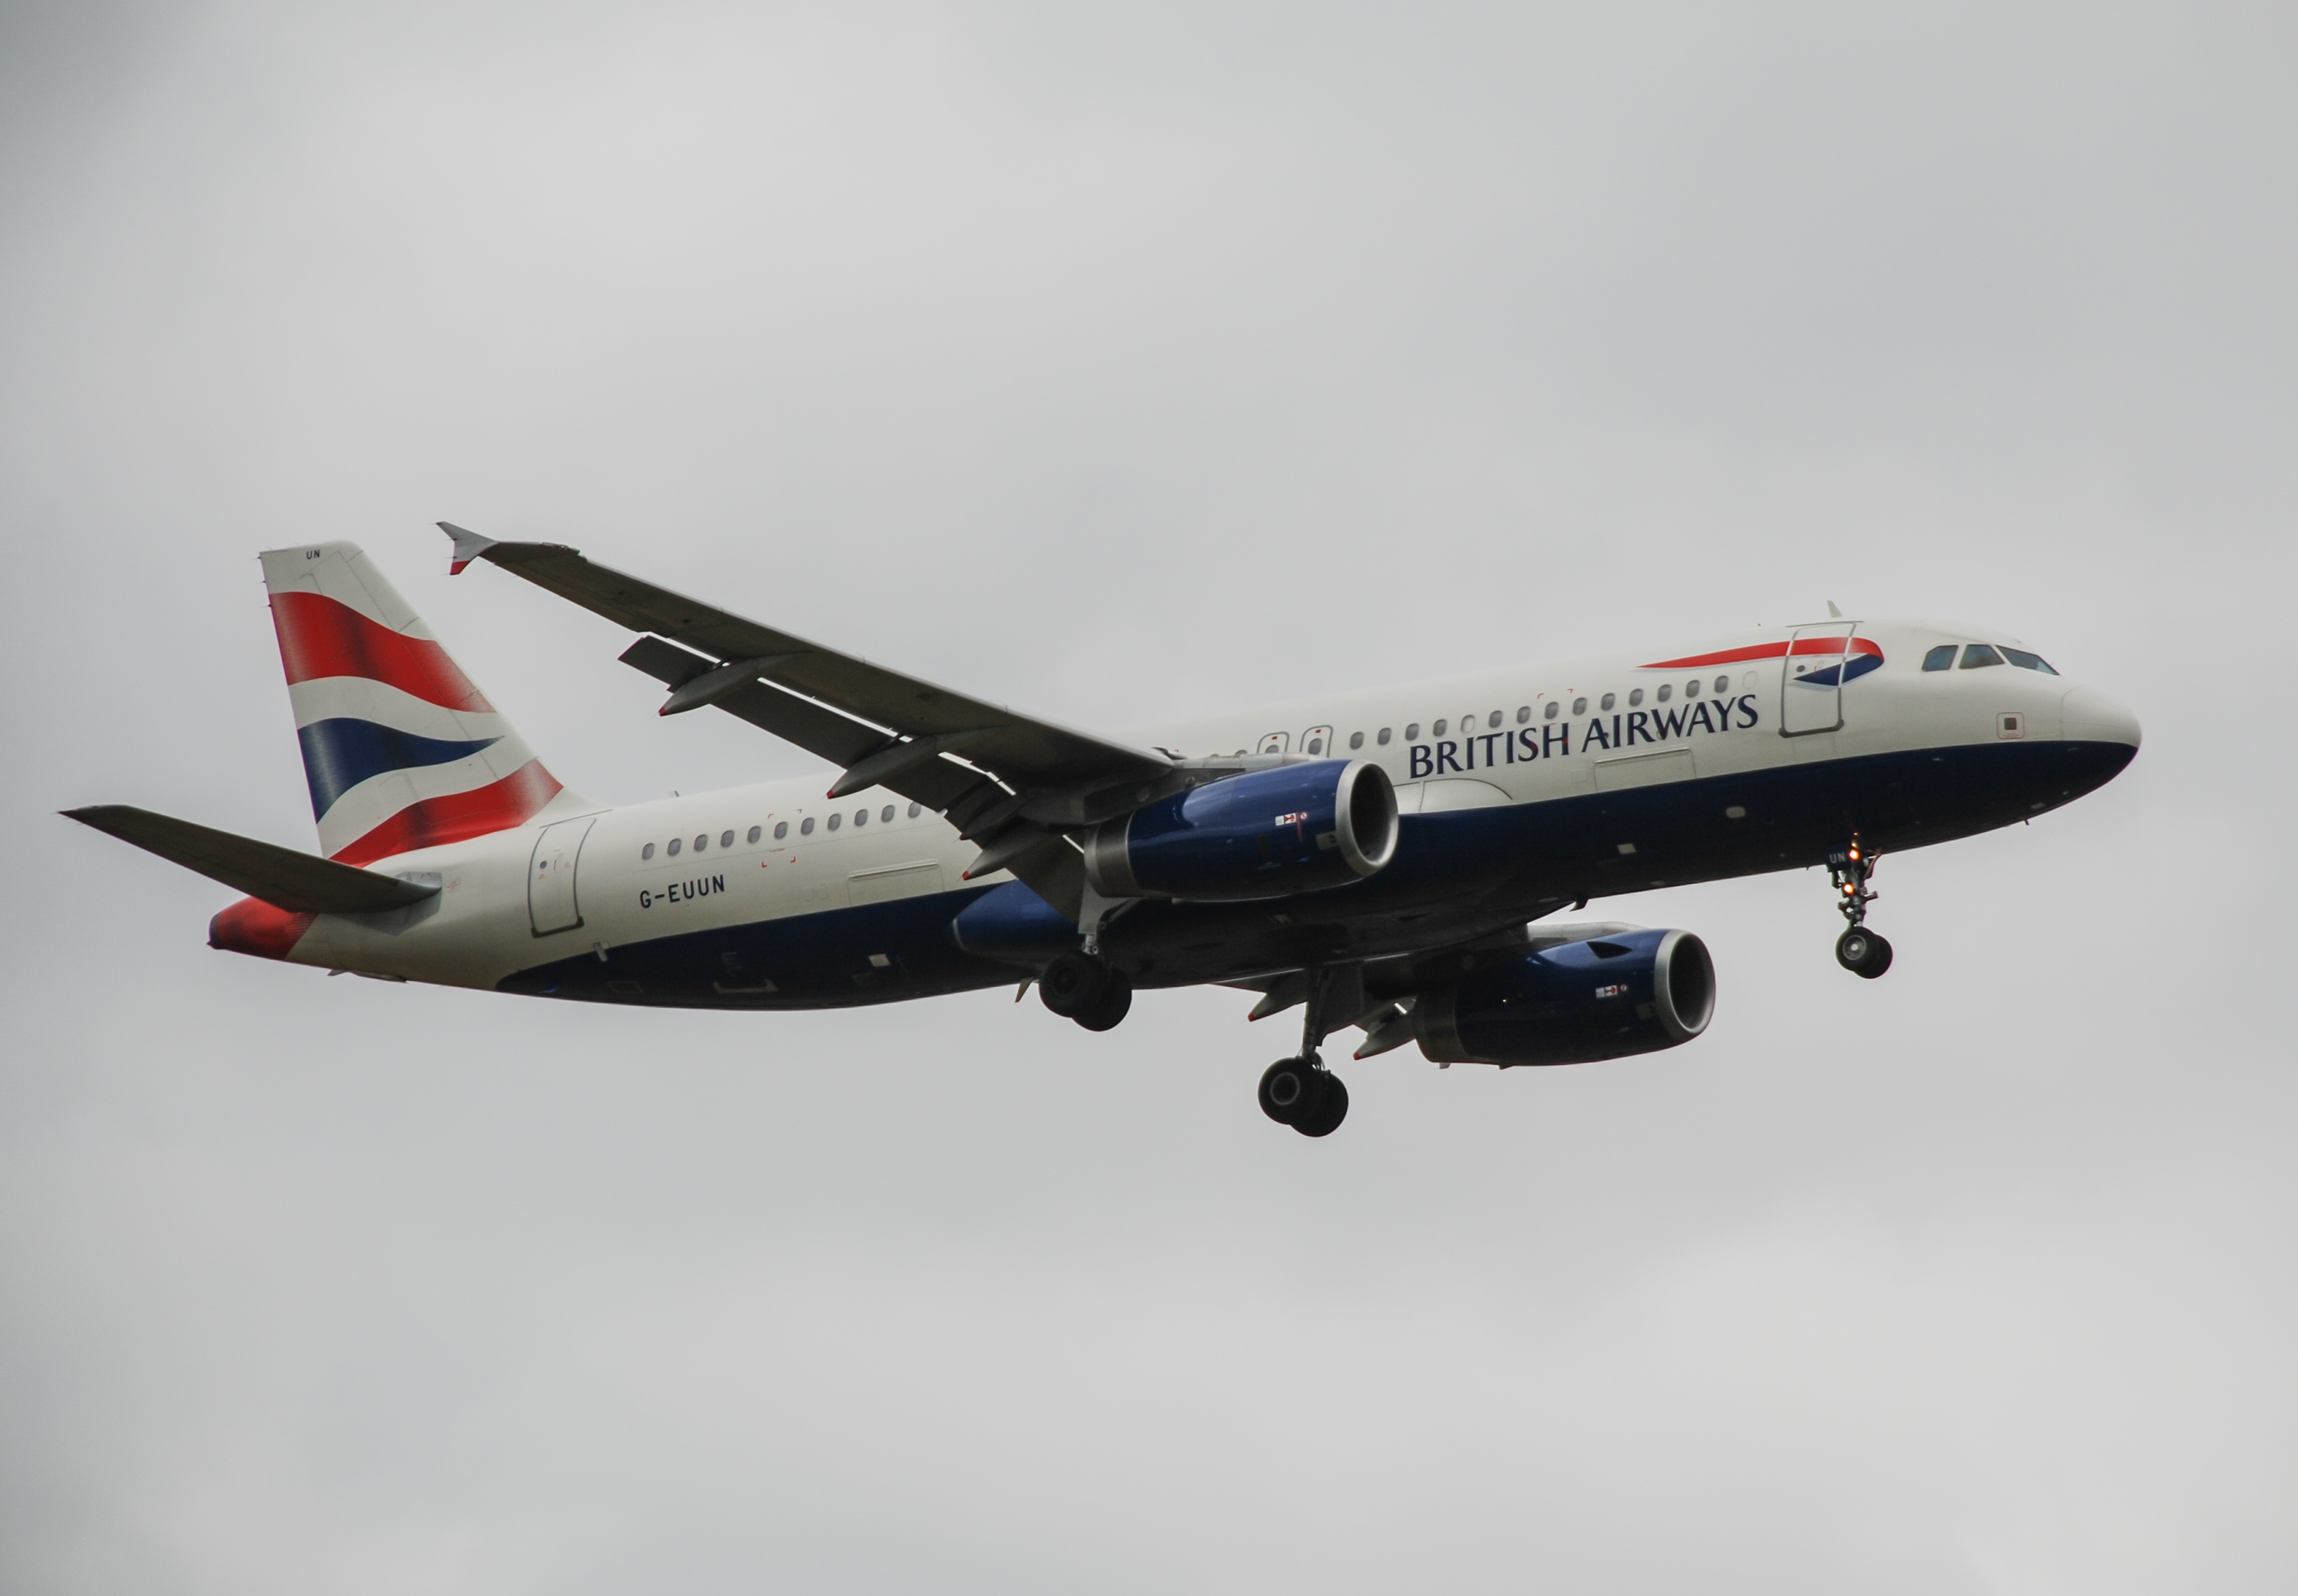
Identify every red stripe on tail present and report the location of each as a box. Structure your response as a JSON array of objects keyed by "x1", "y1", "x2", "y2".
[
  {"x1": 330, "y1": 759, "x2": 562, "y2": 866},
  {"x1": 270, "y1": 590, "x2": 494, "y2": 712}
]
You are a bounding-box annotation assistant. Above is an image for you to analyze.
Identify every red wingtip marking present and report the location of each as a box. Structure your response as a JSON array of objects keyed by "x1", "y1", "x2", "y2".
[{"x1": 448, "y1": 558, "x2": 472, "y2": 575}]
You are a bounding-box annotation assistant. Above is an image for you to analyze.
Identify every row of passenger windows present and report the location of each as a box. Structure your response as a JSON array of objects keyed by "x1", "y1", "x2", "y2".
[
  {"x1": 1281, "y1": 675, "x2": 1744, "y2": 756},
  {"x1": 1922, "y1": 644, "x2": 2058, "y2": 673},
  {"x1": 640, "y1": 801, "x2": 927, "y2": 860}
]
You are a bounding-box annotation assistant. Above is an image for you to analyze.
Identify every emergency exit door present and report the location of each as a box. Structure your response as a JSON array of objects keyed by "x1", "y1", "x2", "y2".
[{"x1": 528, "y1": 816, "x2": 596, "y2": 936}]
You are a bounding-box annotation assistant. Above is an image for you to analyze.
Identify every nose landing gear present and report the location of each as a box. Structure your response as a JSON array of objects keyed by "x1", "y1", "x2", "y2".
[{"x1": 1827, "y1": 839, "x2": 1893, "y2": 978}]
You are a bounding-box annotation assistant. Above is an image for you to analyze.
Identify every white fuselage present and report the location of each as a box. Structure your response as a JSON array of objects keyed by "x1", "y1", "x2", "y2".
[{"x1": 280, "y1": 617, "x2": 2135, "y2": 992}]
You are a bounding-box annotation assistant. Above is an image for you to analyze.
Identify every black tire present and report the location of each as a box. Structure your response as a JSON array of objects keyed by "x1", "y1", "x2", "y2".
[
  {"x1": 1835, "y1": 927, "x2": 1894, "y2": 978},
  {"x1": 1294, "y1": 1075, "x2": 1350, "y2": 1138},
  {"x1": 1258, "y1": 1056, "x2": 1326, "y2": 1126},
  {"x1": 1039, "y1": 952, "x2": 1111, "y2": 1018},
  {"x1": 1073, "y1": 972, "x2": 1133, "y2": 1032}
]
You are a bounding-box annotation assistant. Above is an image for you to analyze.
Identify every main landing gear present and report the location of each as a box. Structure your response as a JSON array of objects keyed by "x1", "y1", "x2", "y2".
[
  {"x1": 1257, "y1": 966, "x2": 1354, "y2": 1138},
  {"x1": 1827, "y1": 838, "x2": 1894, "y2": 979},
  {"x1": 1259, "y1": 1055, "x2": 1349, "y2": 1137},
  {"x1": 1039, "y1": 950, "x2": 1132, "y2": 1031}
]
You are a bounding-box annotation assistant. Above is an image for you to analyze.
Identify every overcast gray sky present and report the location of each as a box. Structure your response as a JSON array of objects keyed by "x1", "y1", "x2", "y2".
[{"x1": 3, "y1": 3, "x2": 2293, "y2": 1591}]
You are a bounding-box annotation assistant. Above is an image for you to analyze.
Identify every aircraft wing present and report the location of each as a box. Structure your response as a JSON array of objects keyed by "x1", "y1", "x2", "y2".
[{"x1": 442, "y1": 525, "x2": 1185, "y2": 912}]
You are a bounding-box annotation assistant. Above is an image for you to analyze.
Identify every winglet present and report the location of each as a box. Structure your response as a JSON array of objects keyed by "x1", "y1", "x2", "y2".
[{"x1": 439, "y1": 522, "x2": 498, "y2": 576}]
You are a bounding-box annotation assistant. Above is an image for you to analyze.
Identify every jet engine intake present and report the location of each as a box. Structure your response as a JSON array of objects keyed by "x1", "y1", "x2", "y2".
[
  {"x1": 1083, "y1": 759, "x2": 1398, "y2": 900},
  {"x1": 1411, "y1": 927, "x2": 1714, "y2": 1066}
]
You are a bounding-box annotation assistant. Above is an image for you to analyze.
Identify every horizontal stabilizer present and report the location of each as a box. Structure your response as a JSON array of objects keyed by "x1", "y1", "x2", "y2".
[{"x1": 64, "y1": 805, "x2": 442, "y2": 915}]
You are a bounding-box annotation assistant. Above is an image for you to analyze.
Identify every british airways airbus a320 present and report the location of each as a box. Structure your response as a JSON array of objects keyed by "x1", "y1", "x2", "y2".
[{"x1": 70, "y1": 528, "x2": 2139, "y2": 1137}]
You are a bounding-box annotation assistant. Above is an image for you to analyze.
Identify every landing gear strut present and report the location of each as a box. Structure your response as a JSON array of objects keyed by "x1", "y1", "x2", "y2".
[
  {"x1": 1827, "y1": 839, "x2": 1893, "y2": 979},
  {"x1": 1039, "y1": 950, "x2": 1132, "y2": 1030},
  {"x1": 1257, "y1": 965, "x2": 1353, "y2": 1137}
]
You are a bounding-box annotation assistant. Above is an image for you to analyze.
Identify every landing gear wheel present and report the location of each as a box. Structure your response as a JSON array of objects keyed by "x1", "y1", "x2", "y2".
[
  {"x1": 1072, "y1": 971, "x2": 1133, "y2": 1032},
  {"x1": 1826, "y1": 837, "x2": 1892, "y2": 979},
  {"x1": 1039, "y1": 951, "x2": 1112, "y2": 1019},
  {"x1": 1258, "y1": 1056, "x2": 1327, "y2": 1127},
  {"x1": 1293, "y1": 1074, "x2": 1349, "y2": 1138},
  {"x1": 1835, "y1": 927, "x2": 1894, "y2": 979}
]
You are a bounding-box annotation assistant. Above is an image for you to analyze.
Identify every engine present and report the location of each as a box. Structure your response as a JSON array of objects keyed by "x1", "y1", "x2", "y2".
[
  {"x1": 1408, "y1": 927, "x2": 1715, "y2": 1066},
  {"x1": 1081, "y1": 759, "x2": 1399, "y2": 901}
]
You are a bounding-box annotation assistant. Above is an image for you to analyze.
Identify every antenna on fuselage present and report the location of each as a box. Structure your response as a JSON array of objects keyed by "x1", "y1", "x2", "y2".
[{"x1": 1826, "y1": 600, "x2": 1843, "y2": 618}]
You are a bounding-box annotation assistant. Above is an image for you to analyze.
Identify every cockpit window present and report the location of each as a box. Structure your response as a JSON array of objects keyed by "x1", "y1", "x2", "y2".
[
  {"x1": 2001, "y1": 648, "x2": 2058, "y2": 674},
  {"x1": 1922, "y1": 645, "x2": 1957, "y2": 671},
  {"x1": 1960, "y1": 644, "x2": 2005, "y2": 669}
]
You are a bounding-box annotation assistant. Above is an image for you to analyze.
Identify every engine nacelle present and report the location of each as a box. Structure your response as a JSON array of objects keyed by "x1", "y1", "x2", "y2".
[
  {"x1": 1411, "y1": 928, "x2": 1715, "y2": 1066},
  {"x1": 1082, "y1": 759, "x2": 1398, "y2": 901}
]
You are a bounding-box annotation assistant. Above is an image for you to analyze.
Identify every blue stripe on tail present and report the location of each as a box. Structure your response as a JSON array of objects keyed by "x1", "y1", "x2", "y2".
[{"x1": 296, "y1": 718, "x2": 501, "y2": 818}]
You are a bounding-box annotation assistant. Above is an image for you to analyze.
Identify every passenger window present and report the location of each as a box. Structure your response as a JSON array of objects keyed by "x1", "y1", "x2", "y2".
[
  {"x1": 799, "y1": 818, "x2": 814, "y2": 836},
  {"x1": 774, "y1": 822, "x2": 789, "y2": 840},
  {"x1": 1600, "y1": 694, "x2": 1616, "y2": 711},
  {"x1": 2002, "y1": 648, "x2": 2058, "y2": 674},
  {"x1": 1656, "y1": 684, "x2": 1671, "y2": 702},
  {"x1": 1406, "y1": 723, "x2": 1419, "y2": 740},
  {"x1": 908, "y1": 803, "x2": 922, "y2": 818},
  {"x1": 1572, "y1": 697, "x2": 1588, "y2": 715},
  {"x1": 1714, "y1": 675, "x2": 1730, "y2": 694},
  {"x1": 853, "y1": 809, "x2": 867, "y2": 826},
  {"x1": 720, "y1": 830, "x2": 734, "y2": 849},
  {"x1": 1433, "y1": 719, "x2": 1447, "y2": 736},
  {"x1": 694, "y1": 835, "x2": 708, "y2": 852},
  {"x1": 1629, "y1": 688, "x2": 1645, "y2": 707},
  {"x1": 667, "y1": 837, "x2": 681, "y2": 856},
  {"x1": 1348, "y1": 731, "x2": 1364, "y2": 750},
  {"x1": 1305, "y1": 736, "x2": 1323, "y2": 755},
  {"x1": 881, "y1": 805, "x2": 895, "y2": 823},
  {"x1": 642, "y1": 843, "x2": 655, "y2": 860},
  {"x1": 827, "y1": 814, "x2": 841, "y2": 831},
  {"x1": 1961, "y1": 644, "x2": 2005, "y2": 669},
  {"x1": 1544, "y1": 701, "x2": 1559, "y2": 720},
  {"x1": 1488, "y1": 711, "x2": 1503, "y2": 729},
  {"x1": 1684, "y1": 679, "x2": 1698, "y2": 698},
  {"x1": 1377, "y1": 728, "x2": 1392, "y2": 745},
  {"x1": 747, "y1": 826, "x2": 761, "y2": 844},
  {"x1": 1516, "y1": 706, "x2": 1530, "y2": 723},
  {"x1": 1923, "y1": 645, "x2": 1957, "y2": 671}
]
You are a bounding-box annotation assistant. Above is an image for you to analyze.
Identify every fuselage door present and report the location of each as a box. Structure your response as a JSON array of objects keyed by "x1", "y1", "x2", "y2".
[
  {"x1": 1300, "y1": 725, "x2": 1334, "y2": 757},
  {"x1": 1255, "y1": 730, "x2": 1291, "y2": 756},
  {"x1": 1779, "y1": 623, "x2": 1861, "y2": 736},
  {"x1": 528, "y1": 816, "x2": 597, "y2": 936}
]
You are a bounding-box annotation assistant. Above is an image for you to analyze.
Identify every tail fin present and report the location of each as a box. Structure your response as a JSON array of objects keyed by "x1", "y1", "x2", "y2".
[{"x1": 260, "y1": 541, "x2": 579, "y2": 864}]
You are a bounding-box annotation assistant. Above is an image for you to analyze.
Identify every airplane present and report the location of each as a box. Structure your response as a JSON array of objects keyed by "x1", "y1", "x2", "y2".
[{"x1": 67, "y1": 527, "x2": 2141, "y2": 1138}]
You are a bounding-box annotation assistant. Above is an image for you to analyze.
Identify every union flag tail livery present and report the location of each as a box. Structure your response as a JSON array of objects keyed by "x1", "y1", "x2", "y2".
[
  {"x1": 70, "y1": 526, "x2": 2141, "y2": 1139},
  {"x1": 260, "y1": 542, "x2": 577, "y2": 864}
]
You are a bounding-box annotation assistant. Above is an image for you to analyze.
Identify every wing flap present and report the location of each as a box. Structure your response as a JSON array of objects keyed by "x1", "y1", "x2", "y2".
[{"x1": 66, "y1": 805, "x2": 441, "y2": 915}]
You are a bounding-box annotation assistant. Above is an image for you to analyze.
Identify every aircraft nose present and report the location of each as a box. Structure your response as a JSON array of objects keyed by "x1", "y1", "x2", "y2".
[{"x1": 2061, "y1": 686, "x2": 2141, "y2": 749}]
